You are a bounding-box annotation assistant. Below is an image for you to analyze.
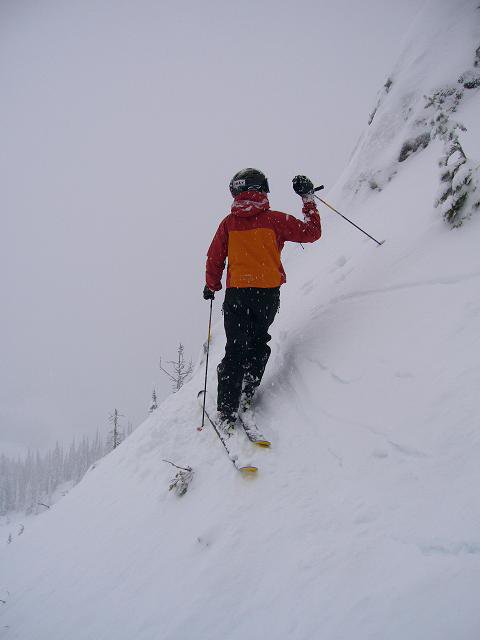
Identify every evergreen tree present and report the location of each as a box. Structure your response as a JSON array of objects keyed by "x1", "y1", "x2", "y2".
[
  {"x1": 159, "y1": 343, "x2": 193, "y2": 393},
  {"x1": 108, "y1": 409, "x2": 124, "y2": 450},
  {"x1": 148, "y1": 388, "x2": 158, "y2": 413}
]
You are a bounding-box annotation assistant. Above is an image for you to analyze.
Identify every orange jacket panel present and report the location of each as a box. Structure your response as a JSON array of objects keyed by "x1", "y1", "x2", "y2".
[
  {"x1": 206, "y1": 192, "x2": 321, "y2": 291},
  {"x1": 228, "y1": 228, "x2": 283, "y2": 288}
]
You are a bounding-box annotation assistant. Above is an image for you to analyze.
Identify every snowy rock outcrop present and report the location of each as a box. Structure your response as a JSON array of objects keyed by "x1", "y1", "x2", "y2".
[{"x1": 342, "y1": 0, "x2": 480, "y2": 226}]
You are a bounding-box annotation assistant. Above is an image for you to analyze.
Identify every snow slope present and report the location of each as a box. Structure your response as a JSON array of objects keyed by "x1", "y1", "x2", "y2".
[{"x1": 2, "y1": 2, "x2": 480, "y2": 638}]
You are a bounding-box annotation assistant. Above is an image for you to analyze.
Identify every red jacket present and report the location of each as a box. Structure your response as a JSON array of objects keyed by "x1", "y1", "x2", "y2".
[{"x1": 206, "y1": 191, "x2": 321, "y2": 291}]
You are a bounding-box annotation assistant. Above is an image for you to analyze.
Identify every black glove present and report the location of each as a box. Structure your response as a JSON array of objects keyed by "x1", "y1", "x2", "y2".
[
  {"x1": 292, "y1": 175, "x2": 314, "y2": 196},
  {"x1": 203, "y1": 286, "x2": 215, "y2": 300}
]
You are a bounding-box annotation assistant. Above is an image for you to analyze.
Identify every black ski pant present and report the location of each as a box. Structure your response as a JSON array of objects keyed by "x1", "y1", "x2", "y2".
[{"x1": 217, "y1": 287, "x2": 280, "y2": 420}]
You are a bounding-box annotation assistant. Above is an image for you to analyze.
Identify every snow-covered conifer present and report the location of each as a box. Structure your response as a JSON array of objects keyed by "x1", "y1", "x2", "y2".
[
  {"x1": 159, "y1": 344, "x2": 193, "y2": 393},
  {"x1": 108, "y1": 409, "x2": 124, "y2": 450},
  {"x1": 148, "y1": 388, "x2": 158, "y2": 413}
]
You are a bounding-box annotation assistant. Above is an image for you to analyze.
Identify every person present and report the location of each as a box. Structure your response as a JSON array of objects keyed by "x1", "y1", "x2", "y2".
[{"x1": 203, "y1": 168, "x2": 321, "y2": 434}]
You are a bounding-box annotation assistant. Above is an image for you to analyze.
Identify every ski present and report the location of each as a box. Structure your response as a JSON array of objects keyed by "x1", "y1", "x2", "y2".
[
  {"x1": 238, "y1": 398, "x2": 271, "y2": 447},
  {"x1": 238, "y1": 414, "x2": 271, "y2": 448},
  {"x1": 197, "y1": 391, "x2": 258, "y2": 474}
]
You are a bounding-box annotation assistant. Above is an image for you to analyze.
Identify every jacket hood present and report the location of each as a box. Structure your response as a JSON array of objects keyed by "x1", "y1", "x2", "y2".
[{"x1": 231, "y1": 191, "x2": 270, "y2": 218}]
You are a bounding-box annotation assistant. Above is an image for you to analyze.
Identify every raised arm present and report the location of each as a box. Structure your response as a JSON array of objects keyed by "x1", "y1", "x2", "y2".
[
  {"x1": 278, "y1": 175, "x2": 322, "y2": 243},
  {"x1": 276, "y1": 199, "x2": 321, "y2": 243}
]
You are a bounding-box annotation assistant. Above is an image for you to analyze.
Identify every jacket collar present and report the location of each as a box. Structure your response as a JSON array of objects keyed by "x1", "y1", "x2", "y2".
[{"x1": 231, "y1": 191, "x2": 270, "y2": 217}]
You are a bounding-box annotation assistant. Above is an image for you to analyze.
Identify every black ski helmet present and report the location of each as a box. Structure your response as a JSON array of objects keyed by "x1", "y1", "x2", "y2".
[{"x1": 229, "y1": 168, "x2": 270, "y2": 196}]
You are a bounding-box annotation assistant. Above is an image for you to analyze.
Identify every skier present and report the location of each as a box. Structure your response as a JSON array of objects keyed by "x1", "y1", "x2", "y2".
[{"x1": 203, "y1": 168, "x2": 321, "y2": 434}]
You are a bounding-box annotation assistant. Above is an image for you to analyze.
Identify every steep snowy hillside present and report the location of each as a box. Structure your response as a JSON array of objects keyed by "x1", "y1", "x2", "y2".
[
  {"x1": 2, "y1": 2, "x2": 480, "y2": 639},
  {"x1": 340, "y1": 0, "x2": 480, "y2": 227}
]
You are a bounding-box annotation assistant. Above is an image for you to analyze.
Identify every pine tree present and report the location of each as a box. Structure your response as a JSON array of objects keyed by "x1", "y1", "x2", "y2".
[
  {"x1": 108, "y1": 409, "x2": 124, "y2": 450},
  {"x1": 159, "y1": 343, "x2": 193, "y2": 393},
  {"x1": 148, "y1": 388, "x2": 158, "y2": 413}
]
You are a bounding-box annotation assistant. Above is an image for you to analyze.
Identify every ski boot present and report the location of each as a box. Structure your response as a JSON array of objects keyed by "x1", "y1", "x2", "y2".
[
  {"x1": 238, "y1": 393, "x2": 255, "y2": 428},
  {"x1": 216, "y1": 411, "x2": 236, "y2": 438}
]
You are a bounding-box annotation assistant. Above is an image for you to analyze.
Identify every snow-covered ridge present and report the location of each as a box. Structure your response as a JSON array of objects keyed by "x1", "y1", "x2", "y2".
[
  {"x1": 340, "y1": 0, "x2": 480, "y2": 226},
  {"x1": 2, "y1": 2, "x2": 480, "y2": 638}
]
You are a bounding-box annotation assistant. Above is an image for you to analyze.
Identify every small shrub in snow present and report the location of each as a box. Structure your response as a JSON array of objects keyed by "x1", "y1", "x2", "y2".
[
  {"x1": 458, "y1": 69, "x2": 480, "y2": 89},
  {"x1": 424, "y1": 86, "x2": 463, "y2": 114},
  {"x1": 435, "y1": 143, "x2": 479, "y2": 227},
  {"x1": 169, "y1": 468, "x2": 194, "y2": 497},
  {"x1": 163, "y1": 460, "x2": 194, "y2": 497}
]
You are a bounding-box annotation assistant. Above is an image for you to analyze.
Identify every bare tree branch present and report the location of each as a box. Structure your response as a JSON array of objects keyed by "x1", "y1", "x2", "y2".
[
  {"x1": 162, "y1": 459, "x2": 192, "y2": 472},
  {"x1": 159, "y1": 357, "x2": 177, "y2": 381}
]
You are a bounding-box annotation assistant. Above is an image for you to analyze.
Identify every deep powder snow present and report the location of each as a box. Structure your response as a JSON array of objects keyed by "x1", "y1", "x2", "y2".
[{"x1": 1, "y1": 2, "x2": 480, "y2": 638}]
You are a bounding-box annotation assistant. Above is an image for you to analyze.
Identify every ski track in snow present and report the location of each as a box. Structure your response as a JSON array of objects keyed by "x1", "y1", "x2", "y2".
[{"x1": 329, "y1": 269, "x2": 480, "y2": 305}]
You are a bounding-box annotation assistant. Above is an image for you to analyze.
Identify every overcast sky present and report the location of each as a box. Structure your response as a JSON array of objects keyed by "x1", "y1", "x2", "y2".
[{"x1": 1, "y1": 0, "x2": 424, "y2": 456}]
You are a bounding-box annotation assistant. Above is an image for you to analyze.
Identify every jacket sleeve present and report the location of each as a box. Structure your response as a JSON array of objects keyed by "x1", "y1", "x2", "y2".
[
  {"x1": 206, "y1": 218, "x2": 228, "y2": 291},
  {"x1": 277, "y1": 201, "x2": 321, "y2": 243}
]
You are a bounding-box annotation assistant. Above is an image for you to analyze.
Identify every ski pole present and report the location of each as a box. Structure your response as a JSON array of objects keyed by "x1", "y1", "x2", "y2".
[
  {"x1": 199, "y1": 299, "x2": 213, "y2": 431},
  {"x1": 313, "y1": 186, "x2": 385, "y2": 247}
]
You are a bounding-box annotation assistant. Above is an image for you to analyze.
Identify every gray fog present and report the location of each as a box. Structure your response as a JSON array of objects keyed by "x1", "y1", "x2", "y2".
[{"x1": 1, "y1": 0, "x2": 423, "y2": 455}]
